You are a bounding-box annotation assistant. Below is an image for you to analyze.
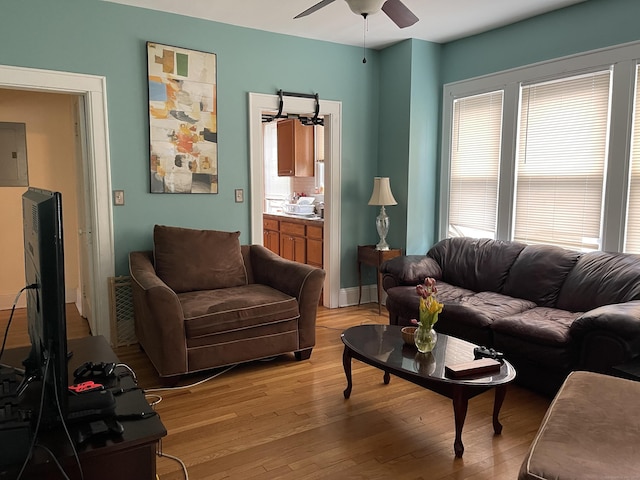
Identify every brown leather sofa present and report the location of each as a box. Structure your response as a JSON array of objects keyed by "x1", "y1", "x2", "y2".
[
  {"x1": 129, "y1": 225, "x2": 325, "y2": 383},
  {"x1": 381, "y1": 237, "x2": 640, "y2": 395}
]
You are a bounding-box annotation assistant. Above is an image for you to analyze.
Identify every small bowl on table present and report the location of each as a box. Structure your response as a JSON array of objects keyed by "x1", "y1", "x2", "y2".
[{"x1": 401, "y1": 326, "x2": 417, "y2": 346}]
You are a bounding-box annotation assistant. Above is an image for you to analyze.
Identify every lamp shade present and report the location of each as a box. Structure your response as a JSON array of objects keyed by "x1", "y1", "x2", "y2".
[{"x1": 368, "y1": 177, "x2": 397, "y2": 206}]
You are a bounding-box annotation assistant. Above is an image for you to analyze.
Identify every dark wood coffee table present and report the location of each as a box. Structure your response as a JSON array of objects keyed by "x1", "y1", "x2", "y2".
[{"x1": 341, "y1": 324, "x2": 516, "y2": 457}]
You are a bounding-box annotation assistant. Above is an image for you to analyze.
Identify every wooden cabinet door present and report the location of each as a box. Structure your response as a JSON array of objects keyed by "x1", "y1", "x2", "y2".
[
  {"x1": 264, "y1": 230, "x2": 280, "y2": 255},
  {"x1": 281, "y1": 234, "x2": 306, "y2": 263},
  {"x1": 277, "y1": 119, "x2": 314, "y2": 177},
  {"x1": 307, "y1": 238, "x2": 323, "y2": 267},
  {"x1": 277, "y1": 119, "x2": 295, "y2": 176}
]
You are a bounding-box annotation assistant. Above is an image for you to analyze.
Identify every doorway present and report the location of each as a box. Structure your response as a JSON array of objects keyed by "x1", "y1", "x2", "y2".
[
  {"x1": 248, "y1": 93, "x2": 342, "y2": 308},
  {"x1": 0, "y1": 65, "x2": 114, "y2": 342}
]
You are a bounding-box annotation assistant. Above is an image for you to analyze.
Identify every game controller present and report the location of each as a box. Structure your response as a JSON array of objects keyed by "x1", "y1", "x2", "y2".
[
  {"x1": 74, "y1": 418, "x2": 124, "y2": 445},
  {"x1": 73, "y1": 361, "x2": 116, "y2": 379},
  {"x1": 69, "y1": 381, "x2": 105, "y2": 394},
  {"x1": 473, "y1": 346, "x2": 505, "y2": 362}
]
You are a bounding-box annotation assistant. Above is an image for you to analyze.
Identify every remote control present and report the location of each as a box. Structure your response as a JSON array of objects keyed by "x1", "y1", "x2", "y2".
[{"x1": 473, "y1": 346, "x2": 505, "y2": 362}]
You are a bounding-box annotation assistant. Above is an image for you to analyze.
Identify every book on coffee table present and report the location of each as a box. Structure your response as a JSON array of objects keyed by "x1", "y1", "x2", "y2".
[{"x1": 445, "y1": 358, "x2": 502, "y2": 378}]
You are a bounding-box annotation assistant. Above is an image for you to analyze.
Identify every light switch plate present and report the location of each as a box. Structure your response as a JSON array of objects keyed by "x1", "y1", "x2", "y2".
[
  {"x1": 113, "y1": 190, "x2": 125, "y2": 206},
  {"x1": 235, "y1": 189, "x2": 244, "y2": 203}
]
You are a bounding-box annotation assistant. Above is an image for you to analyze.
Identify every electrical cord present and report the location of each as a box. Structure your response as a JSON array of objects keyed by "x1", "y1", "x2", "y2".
[
  {"x1": 52, "y1": 359, "x2": 83, "y2": 480},
  {"x1": 0, "y1": 284, "x2": 36, "y2": 362},
  {"x1": 157, "y1": 439, "x2": 189, "y2": 480},
  {"x1": 34, "y1": 444, "x2": 71, "y2": 480},
  {"x1": 115, "y1": 363, "x2": 138, "y2": 384},
  {"x1": 144, "y1": 364, "x2": 237, "y2": 393},
  {"x1": 16, "y1": 352, "x2": 50, "y2": 480}
]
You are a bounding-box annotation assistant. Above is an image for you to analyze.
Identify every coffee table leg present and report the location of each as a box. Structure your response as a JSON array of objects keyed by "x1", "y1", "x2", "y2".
[
  {"x1": 493, "y1": 385, "x2": 507, "y2": 434},
  {"x1": 452, "y1": 386, "x2": 468, "y2": 458},
  {"x1": 343, "y1": 346, "x2": 353, "y2": 399}
]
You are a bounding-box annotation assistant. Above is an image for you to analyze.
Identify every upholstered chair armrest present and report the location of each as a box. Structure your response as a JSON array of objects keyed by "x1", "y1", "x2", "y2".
[
  {"x1": 380, "y1": 255, "x2": 442, "y2": 291},
  {"x1": 129, "y1": 251, "x2": 187, "y2": 377},
  {"x1": 249, "y1": 245, "x2": 326, "y2": 350},
  {"x1": 570, "y1": 301, "x2": 640, "y2": 372}
]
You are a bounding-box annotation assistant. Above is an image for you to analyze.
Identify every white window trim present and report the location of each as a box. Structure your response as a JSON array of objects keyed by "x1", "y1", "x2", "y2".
[{"x1": 440, "y1": 40, "x2": 640, "y2": 252}]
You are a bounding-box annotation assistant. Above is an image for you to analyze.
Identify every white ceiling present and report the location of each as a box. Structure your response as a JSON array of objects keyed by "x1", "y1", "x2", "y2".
[{"x1": 104, "y1": 0, "x2": 587, "y2": 49}]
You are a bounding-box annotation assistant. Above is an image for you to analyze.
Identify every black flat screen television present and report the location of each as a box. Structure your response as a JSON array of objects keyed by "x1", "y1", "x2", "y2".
[{"x1": 21, "y1": 187, "x2": 68, "y2": 425}]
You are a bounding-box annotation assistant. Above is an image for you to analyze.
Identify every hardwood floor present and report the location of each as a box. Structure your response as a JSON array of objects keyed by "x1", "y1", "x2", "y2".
[{"x1": 1, "y1": 303, "x2": 550, "y2": 479}]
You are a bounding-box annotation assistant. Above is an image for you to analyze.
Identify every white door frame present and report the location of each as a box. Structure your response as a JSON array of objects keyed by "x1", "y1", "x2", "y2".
[
  {"x1": 0, "y1": 64, "x2": 114, "y2": 343},
  {"x1": 248, "y1": 93, "x2": 341, "y2": 308}
]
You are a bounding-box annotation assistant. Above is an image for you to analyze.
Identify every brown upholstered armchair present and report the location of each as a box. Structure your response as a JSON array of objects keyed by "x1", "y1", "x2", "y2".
[{"x1": 129, "y1": 225, "x2": 325, "y2": 382}]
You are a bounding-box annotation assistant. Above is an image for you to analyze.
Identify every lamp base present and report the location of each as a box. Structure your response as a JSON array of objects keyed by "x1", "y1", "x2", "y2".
[
  {"x1": 375, "y1": 205, "x2": 390, "y2": 251},
  {"x1": 375, "y1": 240, "x2": 390, "y2": 251}
]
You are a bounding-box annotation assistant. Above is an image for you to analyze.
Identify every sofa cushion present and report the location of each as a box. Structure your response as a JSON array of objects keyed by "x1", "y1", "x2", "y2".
[
  {"x1": 556, "y1": 251, "x2": 640, "y2": 312},
  {"x1": 492, "y1": 307, "x2": 581, "y2": 347},
  {"x1": 179, "y1": 284, "x2": 300, "y2": 345},
  {"x1": 427, "y1": 237, "x2": 526, "y2": 293},
  {"x1": 153, "y1": 225, "x2": 247, "y2": 293},
  {"x1": 502, "y1": 244, "x2": 581, "y2": 307}
]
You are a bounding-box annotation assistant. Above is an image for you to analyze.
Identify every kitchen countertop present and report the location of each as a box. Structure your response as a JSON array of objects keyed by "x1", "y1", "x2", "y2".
[{"x1": 264, "y1": 212, "x2": 324, "y2": 223}]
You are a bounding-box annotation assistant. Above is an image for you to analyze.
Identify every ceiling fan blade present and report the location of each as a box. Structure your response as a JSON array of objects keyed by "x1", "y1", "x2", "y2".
[
  {"x1": 294, "y1": 0, "x2": 337, "y2": 19},
  {"x1": 382, "y1": 0, "x2": 419, "y2": 28}
]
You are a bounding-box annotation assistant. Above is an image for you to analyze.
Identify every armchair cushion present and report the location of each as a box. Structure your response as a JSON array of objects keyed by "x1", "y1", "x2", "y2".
[{"x1": 153, "y1": 225, "x2": 247, "y2": 293}]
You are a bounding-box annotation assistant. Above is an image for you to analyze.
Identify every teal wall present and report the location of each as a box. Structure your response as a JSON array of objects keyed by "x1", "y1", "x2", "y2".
[
  {"x1": 3, "y1": 0, "x2": 640, "y2": 290},
  {"x1": 441, "y1": 0, "x2": 640, "y2": 84},
  {"x1": 0, "y1": 0, "x2": 381, "y2": 288},
  {"x1": 377, "y1": 39, "x2": 441, "y2": 256}
]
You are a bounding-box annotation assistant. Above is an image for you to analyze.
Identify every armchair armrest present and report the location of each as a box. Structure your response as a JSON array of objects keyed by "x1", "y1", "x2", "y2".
[
  {"x1": 249, "y1": 245, "x2": 325, "y2": 350},
  {"x1": 380, "y1": 255, "x2": 442, "y2": 291},
  {"x1": 129, "y1": 251, "x2": 187, "y2": 377},
  {"x1": 571, "y1": 301, "x2": 640, "y2": 371}
]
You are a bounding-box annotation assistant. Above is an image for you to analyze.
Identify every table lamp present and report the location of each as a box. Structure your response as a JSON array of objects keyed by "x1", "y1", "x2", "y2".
[{"x1": 368, "y1": 177, "x2": 397, "y2": 251}]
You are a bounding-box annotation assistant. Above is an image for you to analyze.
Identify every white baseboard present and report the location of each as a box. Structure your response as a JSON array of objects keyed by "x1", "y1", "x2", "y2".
[{"x1": 339, "y1": 284, "x2": 387, "y2": 307}]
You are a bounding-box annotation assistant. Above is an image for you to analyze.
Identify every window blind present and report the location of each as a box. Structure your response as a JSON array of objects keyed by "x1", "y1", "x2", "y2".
[
  {"x1": 625, "y1": 65, "x2": 640, "y2": 253},
  {"x1": 514, "y1": 70, "x2": 611, "y2": 251},
  {"x1": 449, "y1": 91, "x2": 503, "y2": 238}
]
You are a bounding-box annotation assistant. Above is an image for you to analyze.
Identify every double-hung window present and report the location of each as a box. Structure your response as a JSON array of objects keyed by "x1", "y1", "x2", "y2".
[
  {"x1": 448, "y1": 91, "x2": 503, "y2": 239},
  {"x1": 625, "y1": 65, "x2": 640, "y2": 253},
  {"x1": 514, "y1": 70, "x2": 611, "y2": 251}
]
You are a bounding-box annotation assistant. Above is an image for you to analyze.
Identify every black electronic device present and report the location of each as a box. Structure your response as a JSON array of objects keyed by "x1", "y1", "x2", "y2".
[
  {"x1": 73, "y1": 418, "x2": 124, "y2": 446},
  {"x1": 473, "y1": 346, "x2": 505, "y2": 362},
  {"x1": 19, "y1": 187, "x2": 69, "y2": 426},
  {"x1": 73, "y1": 361, "x2": 116, "y2": 379}
]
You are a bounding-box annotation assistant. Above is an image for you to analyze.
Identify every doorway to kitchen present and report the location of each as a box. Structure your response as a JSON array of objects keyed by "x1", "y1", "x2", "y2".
[{"x1": 248, "y1": 93, "x2": 341, "y2": 308}]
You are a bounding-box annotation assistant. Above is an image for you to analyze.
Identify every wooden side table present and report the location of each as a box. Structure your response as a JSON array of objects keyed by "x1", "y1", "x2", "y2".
[{"x1": 357, "y1": 244, "x2": 402, "y2": 314}]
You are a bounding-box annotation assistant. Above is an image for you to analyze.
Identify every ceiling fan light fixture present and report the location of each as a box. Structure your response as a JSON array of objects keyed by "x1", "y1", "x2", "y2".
[{"x1": 345, "y1": 0, "x2": 386, "y2": 16}]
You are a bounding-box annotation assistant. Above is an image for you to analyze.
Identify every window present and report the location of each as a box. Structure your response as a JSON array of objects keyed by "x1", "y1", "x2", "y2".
[
  {"x1": 263, "y1": 121, "x2": 290, "y2": 212},
  {"x1": 449, "y1": 91, "x2": 503, "y2": 239},
  {"x1": 440, "y1": 41, "x2": 640, "y2": 254},
  {"x1": 514, "y1": 70, "x2": 611, "y2": 251}
]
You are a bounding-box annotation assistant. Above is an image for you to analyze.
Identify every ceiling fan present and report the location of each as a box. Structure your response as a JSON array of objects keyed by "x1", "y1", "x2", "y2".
[{"x1": 294, "y1": 0, "x2": 419, "y2": 29}]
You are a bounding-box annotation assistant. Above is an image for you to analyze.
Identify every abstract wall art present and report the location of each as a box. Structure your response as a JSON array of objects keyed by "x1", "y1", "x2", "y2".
[{"x1": 147, "y1": 42, "x2": 218, "y2": 193}]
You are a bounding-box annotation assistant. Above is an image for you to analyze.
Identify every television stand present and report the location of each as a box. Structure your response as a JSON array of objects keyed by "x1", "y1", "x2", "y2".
[{"x1": 0, "y1": 335, "x2": 166, "y2": 479}]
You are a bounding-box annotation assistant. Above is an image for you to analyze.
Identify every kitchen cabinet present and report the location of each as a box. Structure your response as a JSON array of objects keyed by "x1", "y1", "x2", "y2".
[
  {"x1": 280, "y1": 220, "x2": 307, "y2": 263},
  {"x1": 277, "y1": 119, "x2": 314, "y2": 177},
  {"x1": 263, "y1": 218, "x2": 280, "y2": 255},
  {"x1": 306, "y1": 225, "x2": 323, "y2": 268},
  {"x1": 263, "y1": 214, "x2": 323, "y2": 268}
]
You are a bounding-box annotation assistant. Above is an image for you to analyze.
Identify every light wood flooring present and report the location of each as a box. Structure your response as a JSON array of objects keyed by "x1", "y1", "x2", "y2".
[{"x1": 1, "y1": 303, "x2": 551, "y2": 479}]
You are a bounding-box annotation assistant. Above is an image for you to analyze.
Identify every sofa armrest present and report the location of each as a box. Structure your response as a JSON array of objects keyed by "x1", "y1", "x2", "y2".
[
  {"x1": 249, "y1": 245, "x2": 326, "y2": 350},
  {"x1": 380, "y1": 255, "x2": 442, "y2": 291},
  {"x1": 571, "y1": 301, "x2": 640, "y2": 371},
  {"x1": 129, "y1": 251, "x2": 187, "y2": 377}
]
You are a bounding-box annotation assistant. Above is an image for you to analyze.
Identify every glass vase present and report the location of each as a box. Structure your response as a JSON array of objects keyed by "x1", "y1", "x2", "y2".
[{"x1": 414, "y1": 325, "x2": 438, "y2": 353}]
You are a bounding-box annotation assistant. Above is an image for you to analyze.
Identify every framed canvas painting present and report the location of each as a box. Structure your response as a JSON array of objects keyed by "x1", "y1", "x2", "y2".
[{"x1": 147, "y1": 42, "x2": 218, "y2": 193}]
